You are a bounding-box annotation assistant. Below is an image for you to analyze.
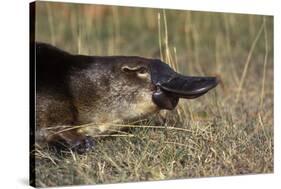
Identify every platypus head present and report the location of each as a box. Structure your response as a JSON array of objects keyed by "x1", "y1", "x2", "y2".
[{"x1": 104, "y1": 58, "x2": 219, "y2": 111}]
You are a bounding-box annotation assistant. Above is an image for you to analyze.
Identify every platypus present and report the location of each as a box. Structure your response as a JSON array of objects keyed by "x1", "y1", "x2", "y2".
[{"x1": 35, "y1": 42, "x2": 219, "y2": 153}]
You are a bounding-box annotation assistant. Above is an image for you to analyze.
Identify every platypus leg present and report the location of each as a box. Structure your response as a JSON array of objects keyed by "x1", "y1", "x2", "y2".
[{"x1": 46, "y1": 129, "x2": 95, "y2": 153}]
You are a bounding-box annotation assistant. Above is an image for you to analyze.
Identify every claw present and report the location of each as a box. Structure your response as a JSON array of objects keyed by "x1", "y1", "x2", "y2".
[{"x1": 71, "y1": 136, "x2": 95, "y2": 154}]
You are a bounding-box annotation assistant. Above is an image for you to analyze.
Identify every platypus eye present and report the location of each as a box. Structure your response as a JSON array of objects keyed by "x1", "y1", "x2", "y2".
[
  {"x1": 121, "y1": 65, "x2": 147, "y2": 74},
  {"x1": 121, "y1": 65, "x2": 149, "y2": 80}
]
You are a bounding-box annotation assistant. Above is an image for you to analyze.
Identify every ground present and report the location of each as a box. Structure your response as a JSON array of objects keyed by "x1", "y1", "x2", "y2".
[{"x1": 32, "y1": 2, "x2": 273, "y2": 187}]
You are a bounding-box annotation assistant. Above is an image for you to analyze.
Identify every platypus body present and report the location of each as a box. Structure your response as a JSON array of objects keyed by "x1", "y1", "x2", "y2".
[{"x1": 35, "y1": 42, "x2": 219, "y2": 153}]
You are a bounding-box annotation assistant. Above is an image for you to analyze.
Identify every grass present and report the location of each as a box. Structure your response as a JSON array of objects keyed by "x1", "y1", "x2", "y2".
[{"x1": 33, "y1": 1, "x2": 273, "y2": 187}]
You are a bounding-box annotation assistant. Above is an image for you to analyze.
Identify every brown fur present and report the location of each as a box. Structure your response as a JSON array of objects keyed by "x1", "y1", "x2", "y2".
[{"x1": 36, "y1": 42, "x2": 160, "y2": 150}]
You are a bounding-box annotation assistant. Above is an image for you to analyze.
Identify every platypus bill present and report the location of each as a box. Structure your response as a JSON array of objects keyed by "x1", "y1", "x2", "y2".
[{"x1": 35, "y1": 42, "x2": 219, "y2": 153}]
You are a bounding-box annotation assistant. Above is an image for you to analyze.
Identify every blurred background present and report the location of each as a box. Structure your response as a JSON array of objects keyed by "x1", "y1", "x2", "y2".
[{"x1": 34, "y1": 1, "x2": 273, "y2": 187}]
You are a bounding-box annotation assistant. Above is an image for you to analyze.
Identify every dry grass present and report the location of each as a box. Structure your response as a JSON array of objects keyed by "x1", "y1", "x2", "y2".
[{"x1": 33, "y1": 1, "x2": 273, "y2": 187}]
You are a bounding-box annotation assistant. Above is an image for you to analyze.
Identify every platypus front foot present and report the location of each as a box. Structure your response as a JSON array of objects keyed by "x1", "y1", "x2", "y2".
[
  {"x1": 47, "y1": 130, "x2": 95, "y2": 154},
  {"x1": 70, "y1": 135, "x2": 95, "y2": 154}
]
